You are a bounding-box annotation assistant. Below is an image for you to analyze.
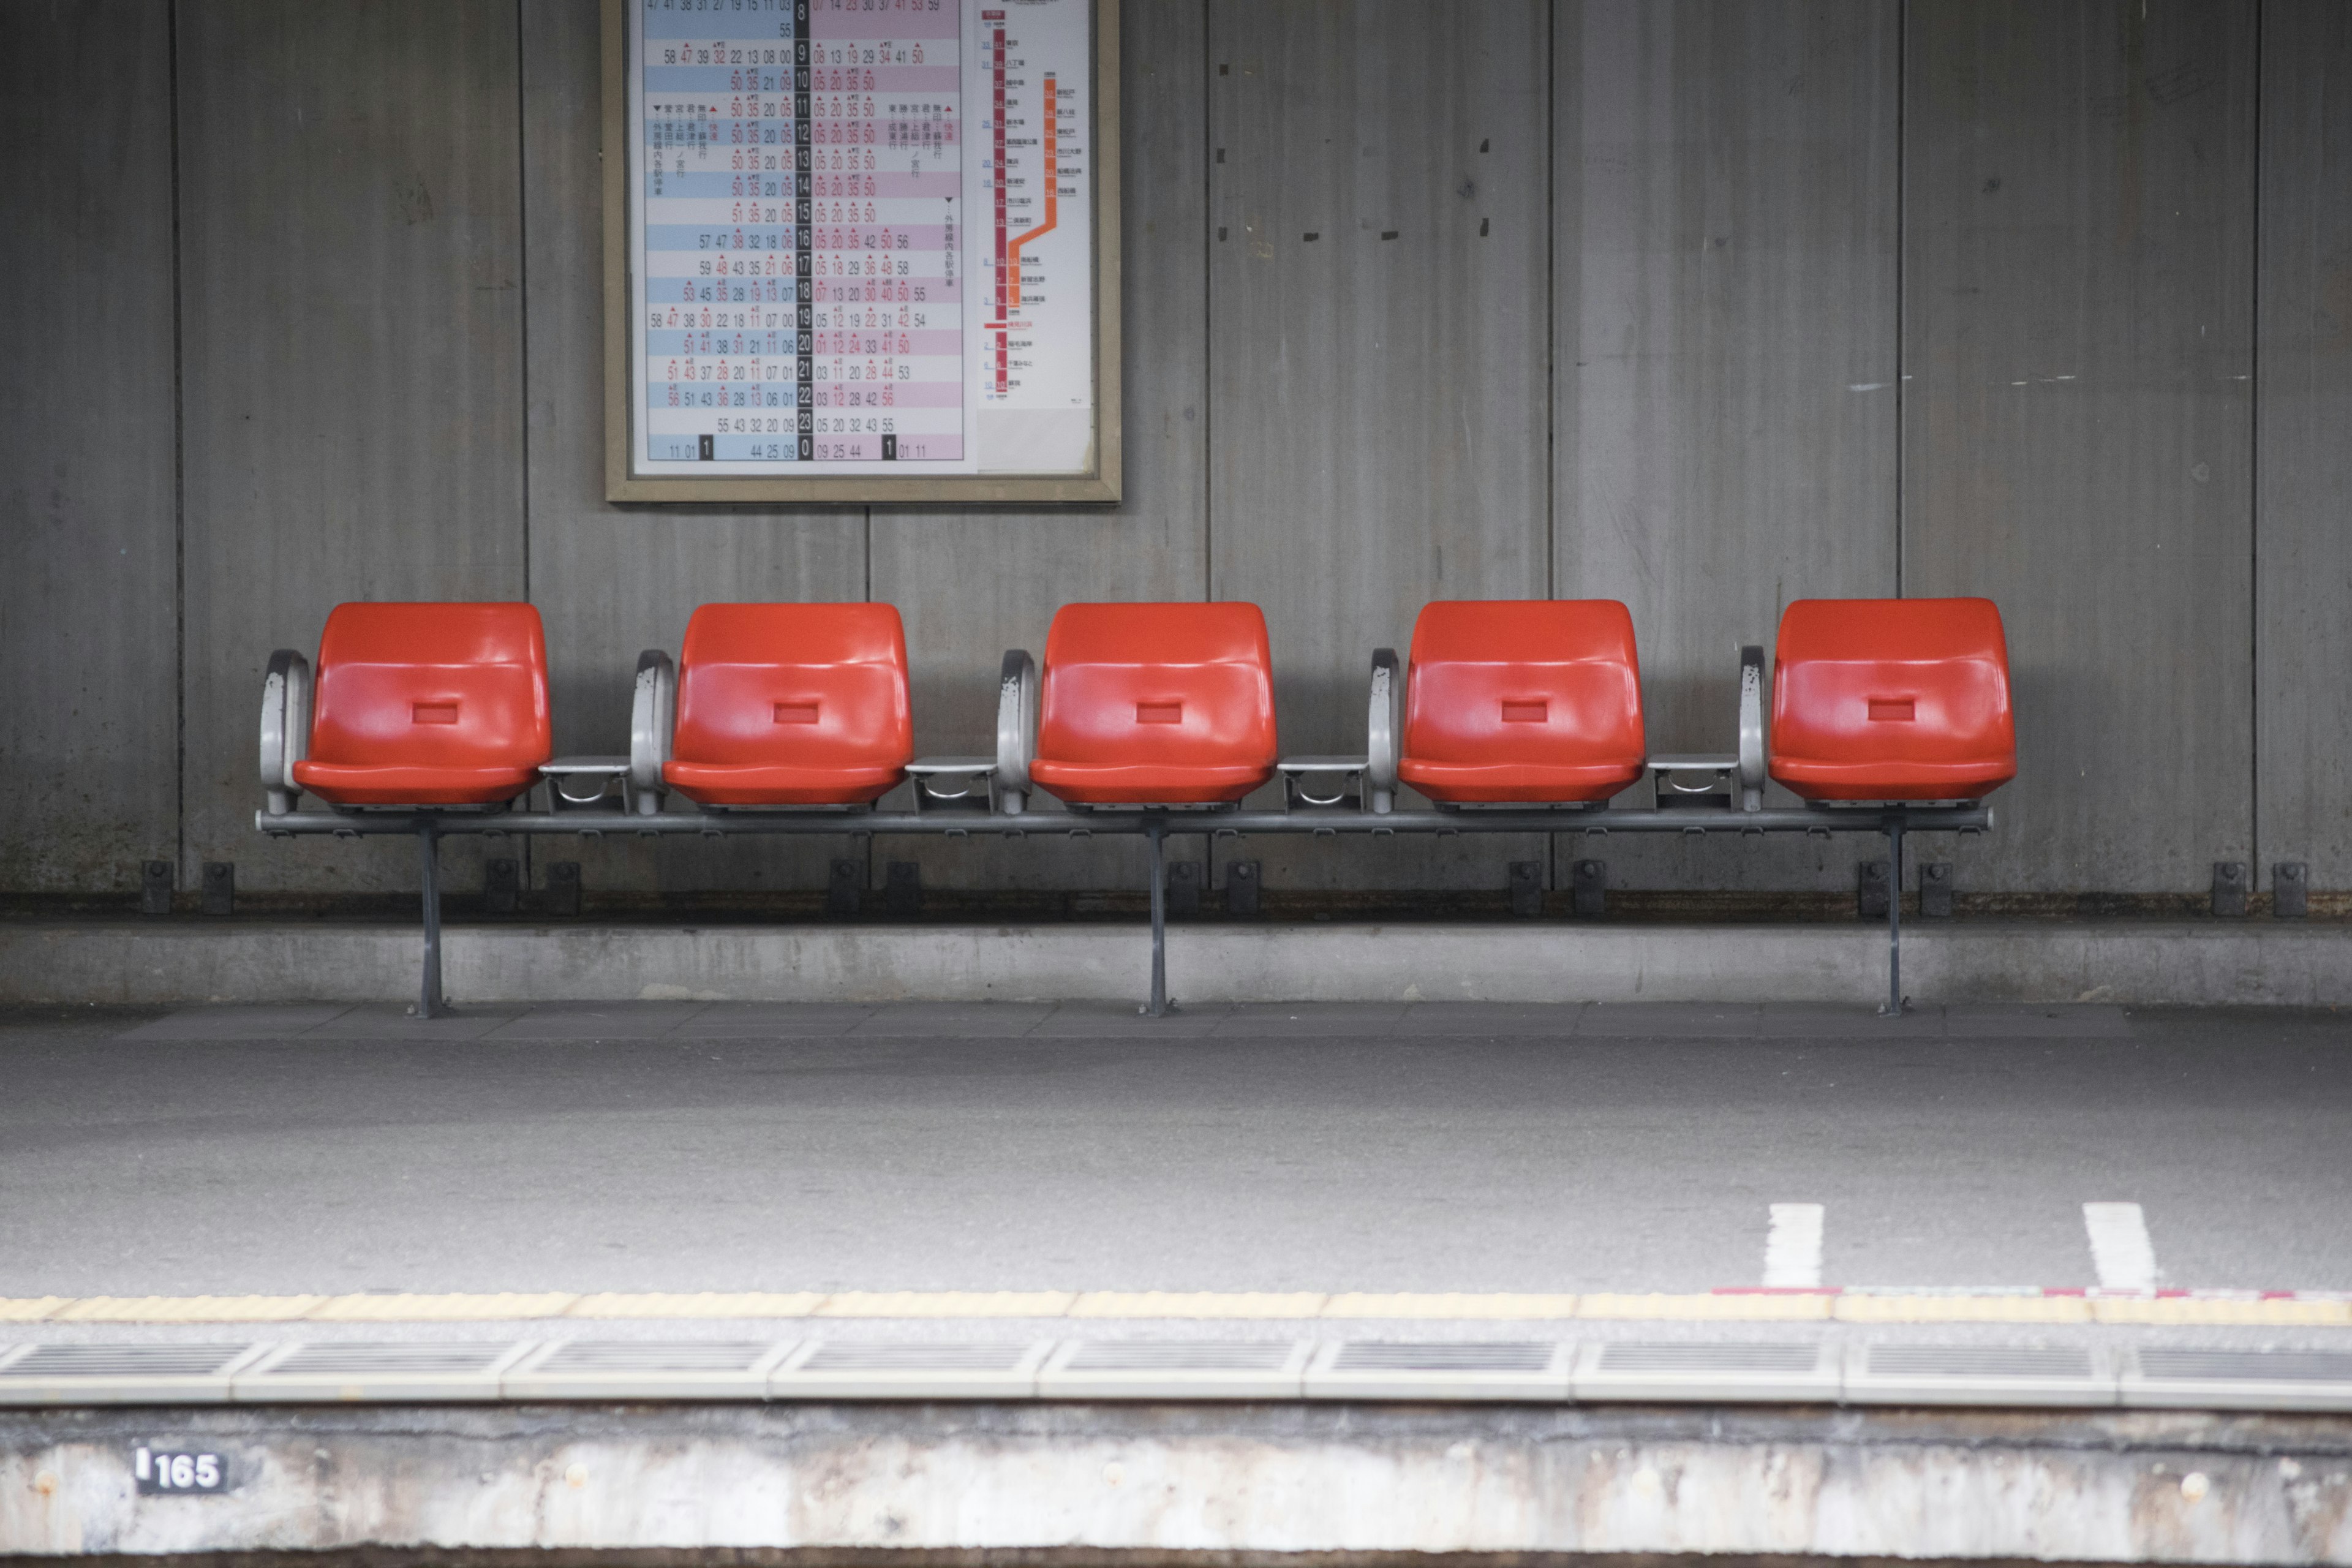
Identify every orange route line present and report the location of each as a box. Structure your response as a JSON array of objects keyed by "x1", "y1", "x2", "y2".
[{"x1": 1005, "y1": 73, "x2": 1057, "y2": 310}]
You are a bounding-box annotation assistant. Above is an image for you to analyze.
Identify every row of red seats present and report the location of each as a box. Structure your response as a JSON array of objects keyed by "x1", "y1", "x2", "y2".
[{"x1": 279, "y1": 598, "x2": 2016, "y2": 812}]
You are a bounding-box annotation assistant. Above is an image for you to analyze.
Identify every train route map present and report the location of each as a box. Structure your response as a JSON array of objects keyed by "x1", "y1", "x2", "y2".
[{"x1": 625, "y1": 0, "x2": 1098, "y2": 480}]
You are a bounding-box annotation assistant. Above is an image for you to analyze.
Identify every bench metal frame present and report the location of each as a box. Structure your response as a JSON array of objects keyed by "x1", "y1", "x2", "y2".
[{"x1": 258, "y1": 645, "x2": 1992, "y2": 1021}]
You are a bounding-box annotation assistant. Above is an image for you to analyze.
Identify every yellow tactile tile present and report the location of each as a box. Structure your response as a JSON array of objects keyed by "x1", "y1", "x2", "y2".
[
  {"x1": 567, "y1": 1292, "x2": 824, "y2": 1319},
  {"x1": 0, "y1": 1298, "x2": 67, "y2": 1322},
  {"x1": 1069, "y1": 1291, "x2": 1330, "y2": 1319},
  {"x1": 1834, "y1": 1294, "x2": 2094, "y2": 1325},
  {"x1": 2092, "y1": 1296, "x2": 2352, "y2": 1327},
  {"x1": 1578, "y1": 1292, "x2": 1836, "y2": 1322},
  {"x1": 815, "y1": 1291, "x2": 1079, "y2": 1318},
  {"x1": 53, "y1": 1295, "x2": 325, "y2": 1324},
  {"x1": 1322, "y1": 1292, "x2": 1582, "y2": 1319},
  {"x1": 307, "y1": 1292, "x2": 581, "y2": 1321}
]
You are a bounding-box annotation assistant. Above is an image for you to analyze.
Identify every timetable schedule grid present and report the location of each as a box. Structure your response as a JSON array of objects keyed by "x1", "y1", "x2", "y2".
[{"x1": 636, "y1": 0, "x2": 963, "y2": 467}]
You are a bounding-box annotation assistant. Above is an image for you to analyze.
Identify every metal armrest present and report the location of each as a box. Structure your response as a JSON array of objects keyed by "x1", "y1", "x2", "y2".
[
  {"x1": 996, "y1": 649, "x2": 1037, "y2": 814},
  {"x1": 258, "y1": 649, "x2": 311, "y2": 816},
  {"x1": 629, "y1": 649, "x2": 675, "y2": 816},
  {"x1": 1737, "y1": 643, "x2": 1766, "y2": 812},
  {"x1": 1366, "y1": 647, "x2": 1400, "y2": 815}
]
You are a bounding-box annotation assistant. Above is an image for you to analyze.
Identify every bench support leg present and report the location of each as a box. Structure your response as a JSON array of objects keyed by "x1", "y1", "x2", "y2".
[
  {"x1": 1144, "y1": 815, "x2": 1171, "y2": 1017},
  {"x1": 1880, "y1": 815, "x2": 1905, "y2": 1017},
  {"x1": 417, "y1": 821, "x2": 445, "y2": 1019}
]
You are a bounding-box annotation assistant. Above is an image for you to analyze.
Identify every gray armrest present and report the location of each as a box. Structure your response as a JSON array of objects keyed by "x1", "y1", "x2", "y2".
[
  {"x1": 996, "y1": 649, "x2": 1037, "y2": 813},
  {"x1": 629, "y1": 649, "x2": 675, "y2": 816},
  {"x1": 1737, "y1": 644, "x2": 1766, "y2": 812},
  {"x1": 258, "y1": 649, "x2": 311, "y2": 817},
  {"x1": 1366, "y1": 647, "x2": 1401, "y2": 815}
]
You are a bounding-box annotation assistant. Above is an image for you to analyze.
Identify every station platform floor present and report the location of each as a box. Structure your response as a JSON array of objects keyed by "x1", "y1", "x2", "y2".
[{"x1": 4, "y1": 1000, "x2": 2348, "y2": 1319}]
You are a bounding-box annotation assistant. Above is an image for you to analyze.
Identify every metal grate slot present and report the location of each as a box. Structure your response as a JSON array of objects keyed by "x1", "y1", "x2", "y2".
[
  {"x1": 1868, "y1": 1345, "x2": 2092, "y2": 1378},
  {"x1": 3, "y1": 1344, "x2": 251, "y2": 1378},
  {"x1": 1061, "y1": 1341, "x2": 1294, "y2": 1371},
  {"x1": 268, "y1": 1342, "x2": 514, "y2": 1373},
  {"x1": 2138, "y1": 1349, "x2": 2352, "y2": 1382},
  {"x1": 2122, "y1": 1346, "x2": 2352, "y2": 1412},
  {"x1": 1600, "y1": 1343, "x2": 1822, "y2": 1373},
  {"x1": 1332, "y1": 1342, "x2": 1555, "y2": 1373},
  {"x1": 530, "y1": 1341, "x2": 776, "y2": 1372},
  {"x1": 801, "y1": 1343, "x2": 1035, "y2": 1372}
]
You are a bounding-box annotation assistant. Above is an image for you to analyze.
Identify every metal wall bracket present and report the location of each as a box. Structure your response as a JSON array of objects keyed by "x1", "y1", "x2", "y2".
[
  {"x1": 1167, "y1": 861, "x2": 1203, "y2": 918},
  {"x1": 546, "y1": 861, "x2": 582, "y2": 918},
  {"x1": 826, "y1": 859, "x2": 863, "y2": 918},
  {"x1": 200, "y1": 862, "x2": 235, "y2": 918},
  {"x1": 1572, "y1": 858, "x2": 1608, "y2": 919},
  {"x1": 1509, "y1": 861, "x2": 1543, "y2": 918},
  {"x1": 886, "y1": 861, "x2": 922, "y2": 918},
  {"x1": 484, "y1": 859, "x2": 521, "y2": 916},
  {"x1": 1858, "y1": 860, "x2": 1891, "y2": 920},
  {"x1": 1920, "y1": 861, "x2": 1954, "y2": 919},
  {"x1": 2211, "y1": 861, "x2": 2248, "y2": 919},
  {"x1": 140, "y1": 860, "x2": 174, "y2": 918},
  {"x1": 1226, "y1": 860, "x2": 1261, "y2": 917},
  {"x1": 2273, "y1": 861, "x2": 2309, "y2": 920}
]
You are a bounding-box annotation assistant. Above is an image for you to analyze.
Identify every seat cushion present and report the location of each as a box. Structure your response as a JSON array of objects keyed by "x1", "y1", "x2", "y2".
[
  {"x1": 662, "y1": 760, "x2": 905, "y2": 807},
  {"x1": 300, "y1": 602, "x2": 551, "y2": 807},
  {"x1": 1031, "y1": 603, "x2": 1280, "y2": 806},
  {"x1": 1399, "y1": 600, "x2": 1646, "y2": 804},
  {"x1": 1769, "y1": 597, "x2": 2016, "y2": 802},
  {"x1": 292, "y1": 761, "x2": 542, "y2": 807},
  {"x1": 666, "y1": 603, "x2": 911, "y2": 805}
]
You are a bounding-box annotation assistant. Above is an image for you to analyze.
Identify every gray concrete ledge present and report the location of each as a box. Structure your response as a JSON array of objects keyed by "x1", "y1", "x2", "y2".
[
  {"x1": 3, "y1": 919, "x2": 2350, "y2": 1008},
  {"x1": 5, "y1": 1402, "x2": 2351, "y2": 1561}
]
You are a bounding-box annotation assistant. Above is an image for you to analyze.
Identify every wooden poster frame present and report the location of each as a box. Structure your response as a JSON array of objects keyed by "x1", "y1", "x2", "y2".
[{"x1": 601, "y1": 0, "x2": 1120, "y2": 503}]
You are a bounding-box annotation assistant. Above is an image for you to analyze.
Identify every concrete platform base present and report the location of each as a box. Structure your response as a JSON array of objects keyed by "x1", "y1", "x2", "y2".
[
  {"x1": 2, "y1": 918, "x2": 2348, "y2": 1007},
  {"x1": 6, "y1": 1401, "x2": 2351, "y2": 1561}
]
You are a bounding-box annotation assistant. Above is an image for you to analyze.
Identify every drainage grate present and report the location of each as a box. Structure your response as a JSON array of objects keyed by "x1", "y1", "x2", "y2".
[
  {"x1": 2122, "y1": 1347, "x2": 2352, "y2": 1412},
  {"x1": 1575, "y1": 1341, "x2": 1838, "y2": 1403},
  {"x1": 235, "y1": 1340, "x2": 531, "y2": 1403},
  {"x1": 1307, "y1": 1340, "x2": 1572, "y2": 1401},
  {"x1": 530, "y1": 1341, "x2": 778, "y2": 1371},
  {"x1": 0, "y1": 1342, "x2": 264, "y2": 1406},
  {"x1": 1039, "y1": 1339, "x2": 1312, "y2": 1400},
  {"x1": 503, "y1": 1339, "x2": 792, "y2": 1400},
  {"x1": 774, "y1": 1340, "x2": 1052, "y2": 1399},
  {"x1": 3, "y1": 1344, "x2": 251, "y2": 1378},
  {"x1": 1332, "y1": 1342, "x2": 1556, "y2": 1373},
  {"x1": 1845, "y1": 1343, "x2": 2114, "y2": 1408},
  {"x1": 1600, "y1": 1343, "x2": 1823, "y2": 1373}
]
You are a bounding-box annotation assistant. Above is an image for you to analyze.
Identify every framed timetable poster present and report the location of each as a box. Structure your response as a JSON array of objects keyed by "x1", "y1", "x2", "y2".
[{"x1": 602, "y1": 0, "x2": 1120, "y2": 502}]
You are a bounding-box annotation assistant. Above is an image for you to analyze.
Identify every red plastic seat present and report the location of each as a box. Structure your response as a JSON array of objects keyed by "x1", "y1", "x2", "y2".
[
  {"x1": 1396, "y1": 600, "x2": 1647, "y2": 805},
  {"x1": 1030, "y1": 603, "x2": 1279, "y2": 805},
  {"x1": 661, "y1": 603, "x2": 912, "y2": 807},
  {"x1": 1769, "y1": 597, "x2": 2016, "y2": 802},
  {"x1": 292, "y1": 603, "x2": 551, "y2": 807}
]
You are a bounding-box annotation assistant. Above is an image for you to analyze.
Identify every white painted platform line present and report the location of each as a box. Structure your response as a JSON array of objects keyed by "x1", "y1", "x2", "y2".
[
  {"x1": 2083, "y1": 1202, "x2": 2159, "y2": 1292},
  {"x1": 1763, "y1": 1204, "x2": 1825, "y2": 1289}
]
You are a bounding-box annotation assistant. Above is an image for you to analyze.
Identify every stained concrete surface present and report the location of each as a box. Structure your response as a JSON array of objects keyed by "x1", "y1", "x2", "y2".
[{"x1": 1, "y1": 1003, "x2": 2347, "y2": 1300}]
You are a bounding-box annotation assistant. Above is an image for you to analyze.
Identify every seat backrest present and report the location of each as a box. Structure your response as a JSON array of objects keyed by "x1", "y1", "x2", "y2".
[
  {"x1": 1037, "y1": 603, "x2": 1278, "y2": 766},
  {"x1": 672, "y1": 603, "x2": 911, "y2": 768},
  {"x1": 309, "y1": 602, "x2": 551, "y2": 769},
  {"x1": 1771, "y1": 597, "x2": 2014, "y2": 766},
  {"x1": 1403, "y1": 600, "x2": 1645, "y2": 764}
]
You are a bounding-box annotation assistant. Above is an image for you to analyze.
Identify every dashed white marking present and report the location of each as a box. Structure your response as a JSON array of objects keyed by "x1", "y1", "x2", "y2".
[
  {"x1": 1763, "y1": 1203, "x2": 1825, "y2": 1289},
  {"x1": 2082, "y1": 1202, "x2": 2158, "y2": 1291}
]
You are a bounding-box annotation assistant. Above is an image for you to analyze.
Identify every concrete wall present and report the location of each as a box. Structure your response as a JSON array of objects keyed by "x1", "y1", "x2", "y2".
[{"x1": 0, "y1": 0, "x2": 2336, "y2": 906}]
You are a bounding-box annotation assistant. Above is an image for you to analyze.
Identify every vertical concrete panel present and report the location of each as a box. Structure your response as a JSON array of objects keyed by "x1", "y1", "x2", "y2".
[
  {"x1": 1904, "y1": 0, "x2": 2256, "y2": 894},
  {"x1": 2255, "y1": 1, "x2": 2352, "y2": 892},
  {"x1": 521, "y1": 0, "x2": 865, "y2": 902},
  {"x1": 0, "y1": 2, "x2": 180, "y2": 893},
  {"x1": 866, "y1": 0, "x2": 1208, "y2": 895},
  {"x1": 178, "y1": 0, "x2": 527, "y2": 891},
  {"x1": 1209, "y1": 0, "x2": 1551, "y2": 891},
  {"x1": 1554, "y1": 0, "x2": 1900, "y2": 897}
]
